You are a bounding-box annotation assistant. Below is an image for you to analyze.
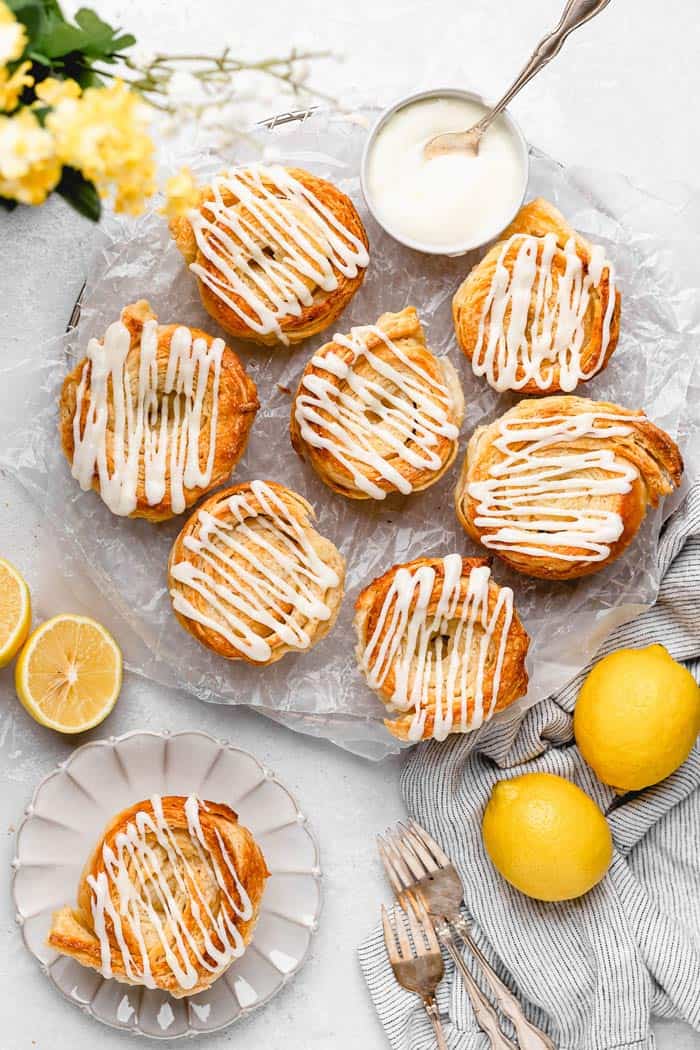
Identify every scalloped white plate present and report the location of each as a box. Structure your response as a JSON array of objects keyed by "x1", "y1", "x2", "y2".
[{"x1": 11, "y1": 730, "x2": 322, "y2": 1039}]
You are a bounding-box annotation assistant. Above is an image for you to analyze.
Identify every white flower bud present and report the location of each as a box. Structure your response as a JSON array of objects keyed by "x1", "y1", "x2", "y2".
[{"x1": 130, "y1": 45, "x2": 157, "y2": 69}]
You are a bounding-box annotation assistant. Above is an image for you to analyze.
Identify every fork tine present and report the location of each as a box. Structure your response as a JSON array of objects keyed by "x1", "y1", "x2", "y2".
[
  {"x1": 377, "y1": 836, "x2": 406, "y2": 898},
  {"x1": 383, "y1": 829, "x2": 419, "y2": 889},
  {"x1": 381, "y1": 904, "x2": 399, "y2": 963},
  {"x1": 408, "y1": 819, "x2": 451, "y2": 866},
  {"x1": 394, "y1": 906, "x2": 413, "y2": 962},
  {"x1": 402, "y1": 825, "x2": 440, "y2": 874},
  {"x1": 388, "y1": 825, "x2": 427, "y2": 881},
  {"x1": 411, "y1": 889, "x2": 441, "y2": 953},
  {"x1": 403, "y1": 893, "x2": 427, "y2": 955}
]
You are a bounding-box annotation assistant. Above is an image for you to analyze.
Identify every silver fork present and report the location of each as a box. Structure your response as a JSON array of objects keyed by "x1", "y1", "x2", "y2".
[
  {"x1": 381, "y1": 895, "x2": 449, "y2": 1050},
  {"x1": 379, "y1": 821, "x2": 556, "y2": 1050},
  {"x1": 380, "y1": 829, "x2": 516, "y2": 1050}
]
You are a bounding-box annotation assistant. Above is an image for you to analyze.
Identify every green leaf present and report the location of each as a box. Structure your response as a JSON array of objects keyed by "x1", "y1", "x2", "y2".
[
  {"x1": 109, "y1": 32, "x2": 136, "y2": 53},
  {"x1": 36, "y1": 5, "x2": 135, "y2": 61},
  {"x1": 70, "y1": 7, "x2": 132, "y2": 57},
  {"x1": 74, "y1": 6, "x2": 118, "y2": 43},
  {"x1": 32, "y1": 103, "x2": 50, "y2": 125},
  {"x1": 6, "y1": 0, "x2": 46, "y2": 48},
  {"x1": 39, "y1": 0, "x2": 64, "y2": 16},
  {"x1": 38, "y1": 18, "x2": 87, "y2": 58},
  {"x1": 55, "y1": 166, "x2": 102, "y2": 222}
]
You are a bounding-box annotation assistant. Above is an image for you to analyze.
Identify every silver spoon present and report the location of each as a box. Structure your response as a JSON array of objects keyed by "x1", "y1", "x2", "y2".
[{"x1": 424, "y1": 0, "x2": 613, "y2": 160}]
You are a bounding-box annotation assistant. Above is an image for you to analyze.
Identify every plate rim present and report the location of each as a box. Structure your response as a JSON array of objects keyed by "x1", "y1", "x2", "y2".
[{"x1": 11, "y1": 727, "x2": 323, "y2": 1040}]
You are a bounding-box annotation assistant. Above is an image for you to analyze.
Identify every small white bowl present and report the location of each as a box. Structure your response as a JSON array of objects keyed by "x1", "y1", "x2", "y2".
[{"x1": 360, "y1": 87, "x2": 529, "y2": 257}]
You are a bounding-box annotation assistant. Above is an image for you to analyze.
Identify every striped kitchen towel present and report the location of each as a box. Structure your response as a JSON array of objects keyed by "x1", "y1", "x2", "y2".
[{"x1": 359, "y1": 483, "x2": 700, "y2": 1050}]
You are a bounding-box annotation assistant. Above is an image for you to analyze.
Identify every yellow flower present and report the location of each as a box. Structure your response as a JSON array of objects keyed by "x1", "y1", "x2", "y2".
[
  {"x1": 47, "y1": 79, "x2": 156, "y2": 215},
  {"x1": 34, "y1": 77, "x2": 81, "y2": 106},
  {"x1": 0, "y1": 108, "x2": 61, "y2": 204},
  {"x1": 160, "y1": 166, "x2": 199, "y2": 218},
  {"x1": 0, "y1": 1, "x2": 26, "y2": 64},
  {"x1": 0, "y1": 59, "x2": 33, "y2": 111}
]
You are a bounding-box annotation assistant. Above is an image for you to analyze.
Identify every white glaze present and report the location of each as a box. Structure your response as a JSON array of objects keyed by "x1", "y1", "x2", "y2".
[
  {"x1": 188, "y1": 164, "x2": 369, "y2": 345},
  {"x1": 170, "y1": 480, "x2": 340, "y2": 662},
  {"x1": 366, "y1": 97, "x2": 526, "y2": 250},
  {"x1": 294, "y1": 322, "x2": 460, "y2": 498},
  {"x1": 72, "y1": 319, "x2": 224, "y2": 516},
  {"x1": 472, "y1": 233, "x2": 617, "y2": 392},
  {"x1": 360, "y1": 555, "x2": 514, "y2": 741},
  {"x1": 467, "y1": 411, "x2": 642, "y2": 562},
  {"x1": 87, "y1": 795, "x2": 252, "y2": 991}
]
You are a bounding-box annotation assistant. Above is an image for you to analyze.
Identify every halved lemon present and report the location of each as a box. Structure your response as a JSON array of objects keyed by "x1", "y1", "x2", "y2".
[
  {"x1": 0, "y1": 558, "x2": 31, "y2": 668},
  {"x1": 15, "y1": 614, "x2": 122, "y2": 733}
]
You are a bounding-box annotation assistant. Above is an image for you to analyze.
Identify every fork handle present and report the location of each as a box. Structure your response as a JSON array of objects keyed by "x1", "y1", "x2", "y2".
[
  {"x1": 436, "y1": 921, "x2": 518, "y2": 1050},
  {"x1": 451, "y1": 916, "x2": 557, "y2": 1050},
  {"x1": 423, "y1": 996, "x2": 449, "y2": 1050}
]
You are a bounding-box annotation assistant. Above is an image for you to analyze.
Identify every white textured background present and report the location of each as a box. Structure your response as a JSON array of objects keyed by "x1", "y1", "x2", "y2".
[{"x1": 1, "y1": 1, "x2": 699, "y2": 1047}]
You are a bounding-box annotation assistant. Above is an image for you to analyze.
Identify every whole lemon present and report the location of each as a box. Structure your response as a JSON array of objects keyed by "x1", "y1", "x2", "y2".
[
  {"x1": 482, "y1": 772, "x2": 612, "y2": 901},
  {"x1": 574, "y1": 645, "x2": 700, "y2": 791}
]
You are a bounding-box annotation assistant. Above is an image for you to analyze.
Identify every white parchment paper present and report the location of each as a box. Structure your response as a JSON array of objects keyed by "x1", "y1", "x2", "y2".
[{"x1": 5, "y1": 110, "x2": 700, "y2": 759}]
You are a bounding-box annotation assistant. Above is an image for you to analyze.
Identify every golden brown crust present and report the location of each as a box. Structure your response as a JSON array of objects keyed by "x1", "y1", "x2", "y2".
[
  {"x1": 168, "y1": 481, "x2": 346, "y2": 665},
  {"x1": 59, "y1": 300, "x2": 259, "y2": 521},
  {"x1": 170, "y1": 167, "x2": 369, "y2": 347},
  {"x1": 452, "y1": 198, "x2": 621, "y2": 395},
  {"x1": 353, "y1": 555, "x2": 529, "y2": 742},
  {"x1": 289, "y1": 306, "x2": 464, "y2": 499},
  {"x1": 47, "y1": 795, "x2": 269, "y2": 998},
  {"x1": 455, "y1": 395, "x2": 683, "y2": 581}
]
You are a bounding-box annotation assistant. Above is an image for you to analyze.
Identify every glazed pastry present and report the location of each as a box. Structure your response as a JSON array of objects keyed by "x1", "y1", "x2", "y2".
[
  {"x1": 168, "y1": 480, "x2": 345, "y2": 664},
  {"x1": 452, "y1": 198, "x2": 620, "y2": 394},
  {"x1": 290, "y1": 307, "x2": 464, "y2": 499},
  {"x1": 47, "y1": 795, "x2": 268, "y2": 998},
  {"x1": 170, "y1": 164, "x2": 369, "y2": 348},
  {"x1": 60, "y1": 300, "x2": 258, "y2": 521},
  {"x1": 455, "y1": 396, "x2": 683, "y2": 581},
  {"x1": 354, "y1": 554, "x2": 529, "y2": 742}
]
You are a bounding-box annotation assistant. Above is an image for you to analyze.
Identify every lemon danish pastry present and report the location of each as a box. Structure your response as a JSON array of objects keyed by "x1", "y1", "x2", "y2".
[
  {"x1": 170, "y1": 164, "x2": 369, "y2": 347},
  {"x1": 452, "y1": 198, "x2": 620, "y2": 394},
  {"x1": 47, "y1": 795, "x2": 268, "y2": 998},
  {"x1": 455, "y1": 396, "x2": 683, "y2": 581},
  {"x1": 60, "y1": 300, "x2": 258, "y2": 521},
  {"x1": 290, "y1": 307, "x2": 464, "y2": 500},
  {"x1": 354, "y1": 555, "x2": 529, "y2": 742},
  {"x1": 168, "y1": 480, "x2": 345, "y2": 664}
]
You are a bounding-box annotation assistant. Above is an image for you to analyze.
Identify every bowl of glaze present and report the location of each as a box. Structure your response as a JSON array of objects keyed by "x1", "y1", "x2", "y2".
[{"x1": 360, "y1": 87, "x2": 529, "y2": 257}]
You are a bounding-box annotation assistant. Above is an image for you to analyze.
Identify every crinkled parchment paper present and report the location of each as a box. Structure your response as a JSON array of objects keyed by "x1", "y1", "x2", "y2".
[{"x1": 5, "y1": 110, "x2": 700, "y2": 759}]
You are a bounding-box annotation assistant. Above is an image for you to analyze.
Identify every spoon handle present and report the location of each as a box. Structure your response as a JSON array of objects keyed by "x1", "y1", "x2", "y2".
[{"x1": 477, "y1": 0, "x2": 613, "y2": 134}]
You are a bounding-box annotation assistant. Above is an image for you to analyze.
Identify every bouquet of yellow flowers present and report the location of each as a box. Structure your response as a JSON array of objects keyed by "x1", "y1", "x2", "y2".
[{"x1": 0, "y1": 0, "x2": 331, "y2": 219}]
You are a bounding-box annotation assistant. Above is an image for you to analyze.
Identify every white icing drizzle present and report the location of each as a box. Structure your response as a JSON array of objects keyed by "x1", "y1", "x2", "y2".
[
  {"x1": 361, "y1": 555, "x2": 514, "y2": 742},
  {"x1": 472, "y1": 232, "x2": 617, "y2": 392},
  {"x1": 170, "y1": 480, "x2": 340, "y2": 662},
  {"x1": 71, "y1": 319, "x2": 224, "y2": 516},
  {"x1": 294, "y1": 323, "x2": 459, "y2": 498},
  {"x1": 188, "y1": 164, "x2": 369, "y2": 346},
  {"x1": 87, "y1": 795, "x2": 253, "y2": 991},
  {"x1": 467, "y1": 411, "x2": 643, "y2": 563}
]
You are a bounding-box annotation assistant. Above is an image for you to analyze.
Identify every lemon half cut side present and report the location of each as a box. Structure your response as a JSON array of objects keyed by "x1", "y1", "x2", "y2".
[
  {"x1": 0, "y1": 558, "x2": 31, "y2": 667},
  {"x1": 15, "y1": 614, "x2": 122, "y2": 733}
]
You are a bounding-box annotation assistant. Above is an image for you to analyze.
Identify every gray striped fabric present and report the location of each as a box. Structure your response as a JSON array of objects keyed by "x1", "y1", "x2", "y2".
[{"x1": 359, "y1": 484, "x2": 700, "y2": 1050}]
